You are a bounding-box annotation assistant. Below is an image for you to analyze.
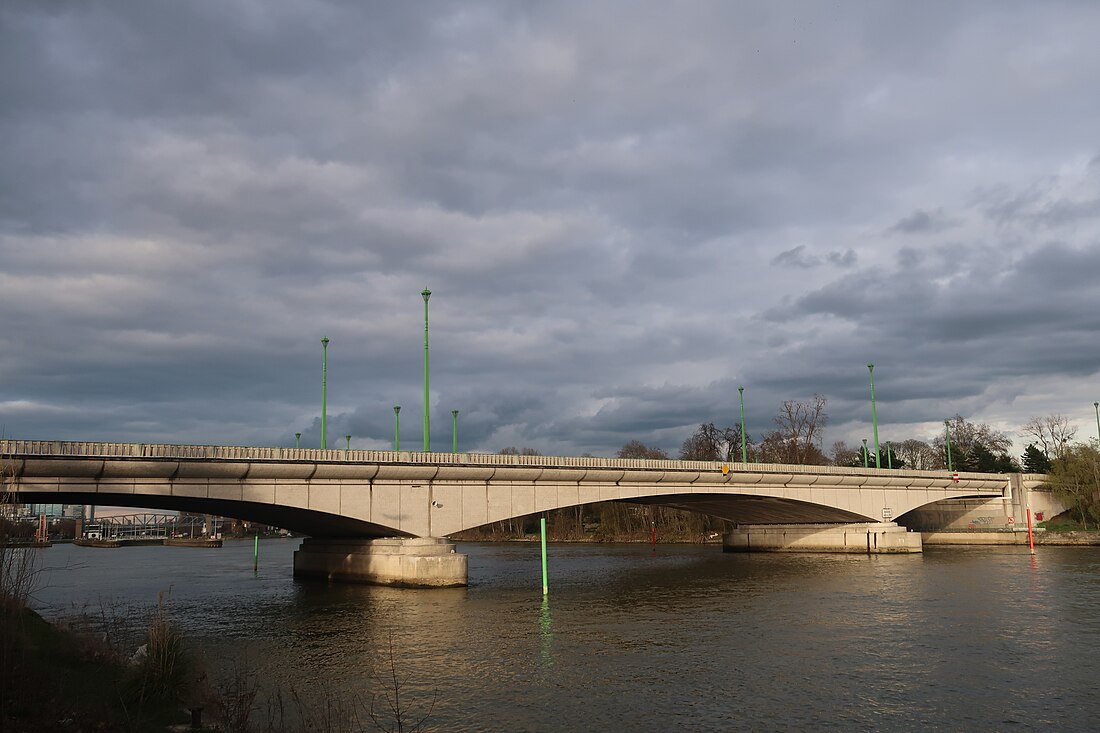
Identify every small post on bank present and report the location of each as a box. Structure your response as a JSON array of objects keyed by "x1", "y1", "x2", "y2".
[
  {"x1": 253, "y1": 535, "x2": 259, "y2": 573},
  {"x1": 1026, "y1": 506, "x2": 1035, "y2": 555}
]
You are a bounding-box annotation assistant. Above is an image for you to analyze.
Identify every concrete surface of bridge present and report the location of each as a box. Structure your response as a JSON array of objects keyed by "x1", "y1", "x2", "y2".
[{"x1": 3, "y1": 440, "x2": 1039, "y2": 586}]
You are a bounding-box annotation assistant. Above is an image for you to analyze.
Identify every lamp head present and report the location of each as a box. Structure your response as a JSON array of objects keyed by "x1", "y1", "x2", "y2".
[
  {"x1": 422, "y1": 288, "x2": 431, "y2": 303},
  {"x1": 394, "y1": 405, "x2": 401, "y2": 414},
  {"x1": 321, "y1": 337, "x2": 329, "y2": 346}
]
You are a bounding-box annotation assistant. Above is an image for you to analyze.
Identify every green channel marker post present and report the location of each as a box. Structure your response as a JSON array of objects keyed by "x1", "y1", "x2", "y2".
[
  {"x1": 253, "y1": 535, "x2": 259, "y2": 573},
  {"x1": 540, "y1": 516, "x2": 548, "y2": 596}
]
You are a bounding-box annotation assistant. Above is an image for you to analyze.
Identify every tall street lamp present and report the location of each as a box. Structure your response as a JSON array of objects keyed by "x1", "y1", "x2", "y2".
[
  {"x1": 886, "y1": 440, "x2": 893, "y2": 469},
  {"x1": 738, "y1": 386, "x2": 747, "y2": 463},
  {"x1": 320, "y1": 337, "x2": 329, "y2": 450},
  {"x1": 862, "y1": 438, "x2": 869, "y2": 468},
  {"x1": 422, "y1": 288, "x2": 431, "y2": 452},
  {"x1": 452, "y1": 410, "x2": 459, "y2": 454},
  {"x1": 1094, "y1": 401, "x2": 1099, "y2": 443},
  {"x1": 868, "y1": 364, "x2": 881, "y2": 468},
  {"x1": 295, "y1": 432, "x2": 301, "y2": 449},
  {"x1": 345, "y1": 434, "x2": 351, "y2": 451},
  {"x1": 944, "y1": 419, "x2": 954, "y2": 472},
  {"x1": 394, "y1": 406, "x2": 401, "y2": 451}
]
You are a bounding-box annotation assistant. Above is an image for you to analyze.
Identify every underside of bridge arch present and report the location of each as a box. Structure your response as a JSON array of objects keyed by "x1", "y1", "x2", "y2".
[
  {"x1": 12, "y1": 491, "x2": 407, "y2": 539},
  {"x1": 892, "y1": 493, "x2": 1015, "y2": 531},
  {"x1": 622, "y1": 493, "x2": 872, "y2": 524}
]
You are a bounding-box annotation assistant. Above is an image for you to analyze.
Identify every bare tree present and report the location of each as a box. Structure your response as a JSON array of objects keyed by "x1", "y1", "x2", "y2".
[
  {"x1": 830, "y1": 440, "x2": 861, "y2": 467},
  {"x1": 678, "y1": 423, "x2": 746, "y2": 461},
  {"x1": 756, "y1": 394, "x2": 831, "y2": 462},
  {"x1": 617, "y1": 441, "x2": 669, "y2": 460},
  {"x1": 1019, "y1": 414, "x2": 1077, "y2": 461},
  {"x1": 894, "y1": 438, "x2": 943, "y2": 470},
  {"x1": 758, "y1": 395, "x2": 828, "y2": 465},
  {"x1": 933, "y1": 414, "x2": 1012, "y2": 470},
  {"x1": 498, "y1": 447, "x2": 542, "y2": 456}
]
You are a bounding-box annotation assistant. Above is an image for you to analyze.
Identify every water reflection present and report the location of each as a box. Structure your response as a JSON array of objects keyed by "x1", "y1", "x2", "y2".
[
  {"x1": 538, "y1": 596, "x2": 553, "y2": 677},
  {"x1": 30, "y1": 541, "x2": 1100, "y2": 732}
]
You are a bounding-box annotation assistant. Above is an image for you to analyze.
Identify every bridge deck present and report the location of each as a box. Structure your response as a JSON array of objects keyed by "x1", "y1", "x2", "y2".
[{"x1": 3, "y1": 440, "x2": 1026, "y2": 538}]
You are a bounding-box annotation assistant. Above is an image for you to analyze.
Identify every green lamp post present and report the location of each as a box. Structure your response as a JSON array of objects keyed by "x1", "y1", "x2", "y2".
[
  {"x1": 944, "y1": 419, "x2": 954, "y2": 472},
  {"x1": 738, "y1": 386, "x2": 747, "y2": 463},
  {"x1": 320, "y1": 337, "x2": 329, "y2": 449},
  {"x1": 862, "y1": 438, "x2": 869, "y2": 468},
  {"x1": 345, "y1": 434, "x2": 351, "y2": 451},
  {"x1": 452, "y1": 410, "x2": 459, "y2": 454},
  {"x1": 394, "y1": 406, "x2": 401, "y2": 451},
  {"x1": 1094, "y1": 401, "x2": 1099, "y2": 443},
  {"x1": 295, "y1": 432, "x2": 301, "y2": 449},
  {"x1": 886, "y1": 440, "x2": 893, "y2": 469},
  {"x1": 868, "y1": 363, "x2": 881, "y2": 468},
  {"x1": 422, "y1": 289, "x2": 431, "y2": 452}
]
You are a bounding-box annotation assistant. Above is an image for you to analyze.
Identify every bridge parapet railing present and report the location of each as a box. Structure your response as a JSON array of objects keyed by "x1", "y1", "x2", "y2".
[{"x1": 0, "y1": 439, "x2": 1040, "y2": 487}]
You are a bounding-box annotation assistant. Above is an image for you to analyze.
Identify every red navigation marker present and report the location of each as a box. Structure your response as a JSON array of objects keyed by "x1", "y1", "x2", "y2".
[{"x1": 952, "y1": 472, "x2": 959, "y2": 482}]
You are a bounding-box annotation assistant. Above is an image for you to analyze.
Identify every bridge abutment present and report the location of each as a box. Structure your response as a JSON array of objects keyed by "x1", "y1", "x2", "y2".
[
  {"x1": 293, "y1": 537, "x2": 468, "y2": 587},
  {"x1": 722, "y1": 522, "x2": 922, "y2": 554}
]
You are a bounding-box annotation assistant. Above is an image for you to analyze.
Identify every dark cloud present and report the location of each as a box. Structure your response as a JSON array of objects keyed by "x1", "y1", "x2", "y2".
[
  {"x1": 3, "y1": 1, "x2": 1100, "y2": 461},
  {"x1": 771, "y1": 246, "x2": 857, "y2": 269},
  {"x1": 889, "y1": 209, "x2": 956, "y2": 235}
]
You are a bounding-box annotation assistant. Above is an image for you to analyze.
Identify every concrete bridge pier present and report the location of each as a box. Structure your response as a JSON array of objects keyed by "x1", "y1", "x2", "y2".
[
  {"x1": 722, "y1": 522, "x2": 922, "y2": 554},
  {"x1": 293, "y1": 537, "x2": 468, "y2": 587}
]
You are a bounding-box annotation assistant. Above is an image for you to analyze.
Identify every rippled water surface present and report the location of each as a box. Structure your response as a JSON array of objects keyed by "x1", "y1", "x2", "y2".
[{"x1": 31, "y1": 540, "x2": 1100, "y2": 731}]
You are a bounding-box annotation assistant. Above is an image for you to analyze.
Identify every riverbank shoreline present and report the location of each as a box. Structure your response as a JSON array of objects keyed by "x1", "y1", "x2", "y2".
[
  {"x1": 456, "y1": 530, "x2": 1100, "y2": 547},
  {"x1": 921, "y1": 529, "x2": 1100, "y2": 546}
]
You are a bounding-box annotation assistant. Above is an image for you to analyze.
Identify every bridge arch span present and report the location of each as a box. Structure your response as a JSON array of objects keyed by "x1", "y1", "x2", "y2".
[{"x1": 12, "y1": 489, "x2": 407, "y2": 538}]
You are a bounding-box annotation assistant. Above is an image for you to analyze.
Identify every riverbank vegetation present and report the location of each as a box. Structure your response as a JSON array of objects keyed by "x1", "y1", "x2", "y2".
[
  {"x1": 1, "y1": 583, "x2": 433, "y2": 732},
  {"x1": 1, "y1": 546, "x2": 199, "y2": 731},
  {"x1": 1048, "y1": 443, "x2": 1100, "y2": 530}
]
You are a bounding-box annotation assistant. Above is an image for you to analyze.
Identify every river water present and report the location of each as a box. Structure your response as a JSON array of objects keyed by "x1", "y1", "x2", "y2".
[{"x1": 28, "y1": 540, "x2": 1100, "y2": 731}]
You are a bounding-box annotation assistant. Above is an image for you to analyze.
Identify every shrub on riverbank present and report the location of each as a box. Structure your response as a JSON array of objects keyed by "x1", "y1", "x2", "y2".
[
  {"x1": 1038, "y1": 510, "x2": 1100, "y2": 533},
  {"x1": 0, "y1": 598, "x2": 198, "y2": 731}
]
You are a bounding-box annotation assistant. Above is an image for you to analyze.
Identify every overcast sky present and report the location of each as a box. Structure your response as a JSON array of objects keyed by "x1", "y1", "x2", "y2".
[{"x1": 2, "y1": 1, "x2": 1099, "y2": 459}]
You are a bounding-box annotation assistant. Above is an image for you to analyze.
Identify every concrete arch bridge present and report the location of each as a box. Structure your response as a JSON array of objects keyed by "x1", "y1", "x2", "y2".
[{"x1": 3, "y1": 440, "x2": 1037, "y2": 587}]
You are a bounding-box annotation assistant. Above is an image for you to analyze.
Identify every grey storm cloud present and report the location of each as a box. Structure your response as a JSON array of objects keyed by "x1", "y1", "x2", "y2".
[
  {"x1": 771, "y1": 246, "x2": 857, "y2": 269},
  {"x1": 888, "y1": 209, "x2": 957, "y2": 235},
  {"x1": 3, "y1": 0, "x2": 1100, "y2": 460}
]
